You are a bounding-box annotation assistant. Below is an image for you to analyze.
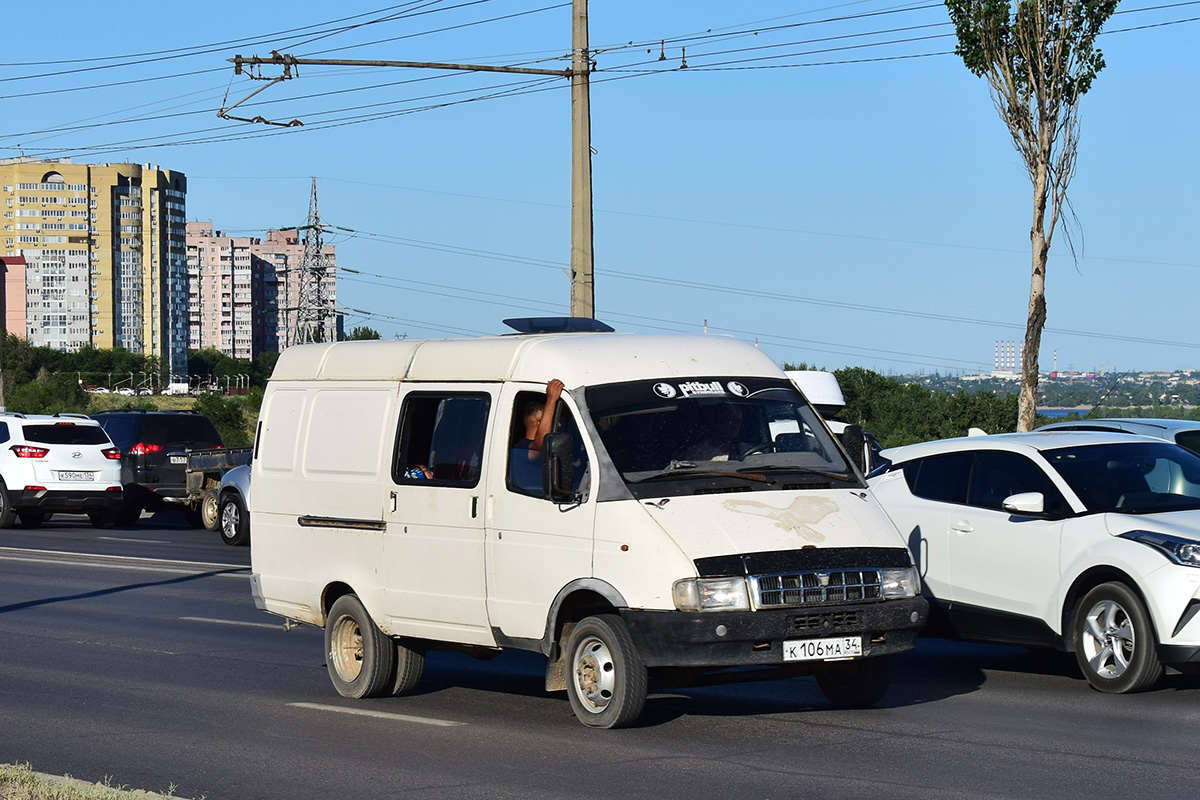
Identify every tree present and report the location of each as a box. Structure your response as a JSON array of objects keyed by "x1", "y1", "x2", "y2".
[
  {"x1": 345, "y1": 326, "x2": 381, "y2": 341},
  {"x1": 946, "y1": 0, "x2": 1117, "y2": 430}
]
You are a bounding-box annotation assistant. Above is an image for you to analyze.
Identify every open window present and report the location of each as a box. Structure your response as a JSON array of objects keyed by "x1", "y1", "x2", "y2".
[{"x1": 506, "y1": 390, "x2": 589, "y2": 498}]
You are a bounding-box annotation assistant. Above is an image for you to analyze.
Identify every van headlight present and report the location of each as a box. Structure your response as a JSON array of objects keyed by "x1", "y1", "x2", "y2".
[
  {"x1": 1122, "y1": 531, "x2": 1200, "y2": 567},
  {"x1": 880, "y1": 567, "x2": 920, "y2": 599},
  {"x1": 673, "y1": 577, "x2": 750, "y2": 612}
]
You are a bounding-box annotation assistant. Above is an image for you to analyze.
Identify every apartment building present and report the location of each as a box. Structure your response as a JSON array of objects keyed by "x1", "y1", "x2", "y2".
[
  {"x1": 0, "y1": 158, "x2": 188, "y2": 376},
  {"x1": 186, "y1": 222, "x2": 336, "y2": 359}
]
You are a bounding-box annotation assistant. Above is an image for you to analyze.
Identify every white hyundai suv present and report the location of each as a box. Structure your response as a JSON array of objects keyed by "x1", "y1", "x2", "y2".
[
  {"x1": 869, "y1": 430, "x2": 1200, "y2": 694},
  {"x1": 0, "y1": 412, "x2": 124, "y2": 529}
]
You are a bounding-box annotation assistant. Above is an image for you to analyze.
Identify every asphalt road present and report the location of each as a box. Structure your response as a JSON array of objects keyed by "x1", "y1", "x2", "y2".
[{"x1": 1, "y1": 513, "x2": 1198, "y2": 800}]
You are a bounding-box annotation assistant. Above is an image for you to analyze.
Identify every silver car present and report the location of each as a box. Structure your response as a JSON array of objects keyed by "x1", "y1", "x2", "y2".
[
  {"x1": 1038, "y1": 418, "x2": 1200, "y2": 457},
  {"x1": 216, "y1": 463, "x2": 250, "y2": 546}
]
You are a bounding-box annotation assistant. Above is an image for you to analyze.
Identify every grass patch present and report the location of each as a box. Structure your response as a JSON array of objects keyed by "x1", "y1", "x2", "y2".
[{"x1": 0, "y1": 763, "x2": 190, "y2": 799}]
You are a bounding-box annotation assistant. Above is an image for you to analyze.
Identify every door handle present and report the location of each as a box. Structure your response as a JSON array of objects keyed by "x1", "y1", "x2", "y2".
[{"x1": 951, "y1": 520, "x2": 974, "y2": 533}]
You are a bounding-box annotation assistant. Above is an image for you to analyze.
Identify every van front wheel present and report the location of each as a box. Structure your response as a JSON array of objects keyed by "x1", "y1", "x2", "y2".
[
  {"x1": 565, "y1": 615, "x2": 647, "y2": 729},
  {"x1": 325, "y1": 594, "x2": 396, "y2": 699}
]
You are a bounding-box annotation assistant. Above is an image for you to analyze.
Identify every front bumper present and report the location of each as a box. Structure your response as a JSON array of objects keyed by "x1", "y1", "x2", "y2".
[
  {"x1": 620, "y1": 596, "x2": 928, "y2": 668},
  {"x1": 11, "y1": 487, "x2": 124, "y2": 514}
]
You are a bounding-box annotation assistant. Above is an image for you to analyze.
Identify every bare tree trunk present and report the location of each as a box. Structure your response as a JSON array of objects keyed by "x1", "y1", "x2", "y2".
[{"x1": 1019, "y1": 153, "x2": 1052, "y2": 431}]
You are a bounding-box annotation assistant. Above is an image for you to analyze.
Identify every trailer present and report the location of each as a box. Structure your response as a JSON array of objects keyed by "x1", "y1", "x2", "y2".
[{"x1": 187, "y1": 446, "x2": 253, "y2": 530}]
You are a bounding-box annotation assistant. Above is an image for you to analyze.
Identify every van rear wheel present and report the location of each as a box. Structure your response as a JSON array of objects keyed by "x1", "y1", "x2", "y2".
[
  {"x1": 391, "y1": 640, "x2": 425, "y2": 696},
  {"x1": 325, "y1": 594, "x2": 396, "y2": 699},
  {"x1": 565, "y1": 614, "x2": 648, "y2": 729},
  {"x1": 815, "y1": 655, "x2": 892, "y2": 707}
]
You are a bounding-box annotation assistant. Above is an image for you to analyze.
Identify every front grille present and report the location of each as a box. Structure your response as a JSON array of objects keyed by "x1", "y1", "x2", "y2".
[
  {"x1": 790, "y1": 610, "x2": 860, "y2": 633},
  {"x1": 751, "y1": 569, "x2": 883, "y2": 609}
]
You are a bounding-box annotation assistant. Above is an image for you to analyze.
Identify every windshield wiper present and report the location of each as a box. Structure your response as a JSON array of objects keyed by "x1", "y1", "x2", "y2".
[
  {"x1": 633, "y1": 465, "x2": 774, "y2": 485},
  {"x1": 739, "y1": 465, "x2": 858, "y2": 483}
]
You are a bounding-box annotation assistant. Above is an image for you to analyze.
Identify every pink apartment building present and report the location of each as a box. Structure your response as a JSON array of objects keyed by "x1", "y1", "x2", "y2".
[{"x1": 186, "y1": 222, "x2": 336, "y2": 359}]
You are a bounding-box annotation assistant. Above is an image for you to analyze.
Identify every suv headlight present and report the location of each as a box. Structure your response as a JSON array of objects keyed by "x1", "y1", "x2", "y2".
[
  {"x1": 1122, "y1": 531, "x2": 1200, "y2": 567},
  {"x1": 673, "y1": 577, "x2": 750, "y2": 612},
  {"x1": 880, "y1": 566, "x2": 920, "y2": 598}
]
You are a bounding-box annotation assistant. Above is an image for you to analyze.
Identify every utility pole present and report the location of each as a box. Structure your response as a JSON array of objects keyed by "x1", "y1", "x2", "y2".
[
  {"x1": 222, "y1": 0, "x2": 596, "y2": 318},
  {"x1": 569, "y1": 0, "x2": 594, "y2": 318}
]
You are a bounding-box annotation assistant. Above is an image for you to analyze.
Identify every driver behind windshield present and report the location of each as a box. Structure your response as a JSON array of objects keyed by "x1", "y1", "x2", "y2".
[{"x1": 678, "y1": 403, "x2": 750, "y2": 462}]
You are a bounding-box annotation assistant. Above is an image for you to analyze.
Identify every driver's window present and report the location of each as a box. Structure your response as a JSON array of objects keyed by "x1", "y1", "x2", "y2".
[
  {"x1": 507, "y1": 392, "x2": 589, "y2": 498},
  {"x1": 967, "y1": 451, "x2": 1067, "y2": 514}
]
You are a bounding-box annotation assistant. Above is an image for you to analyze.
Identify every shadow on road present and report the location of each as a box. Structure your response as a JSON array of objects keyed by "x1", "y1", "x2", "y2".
[{"x1": 0, "y1": 566, "x2": 248, "y2": 615}]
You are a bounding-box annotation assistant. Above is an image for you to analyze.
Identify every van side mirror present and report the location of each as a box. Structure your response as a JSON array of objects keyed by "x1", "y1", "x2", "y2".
[
  {"x1": 542, "y1": 432, "x2": 579, "y2": 503},
  {"x1": 841, "y1": 424, "x2": 867, "y2": 473}
]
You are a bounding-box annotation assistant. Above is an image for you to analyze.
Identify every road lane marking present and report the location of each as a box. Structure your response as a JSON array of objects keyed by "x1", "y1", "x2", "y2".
[
  {"x1": 181, "y1": 616, "x2": 282, "y2": 630},
  {"x1": 288, "y1": 702, "x2": 463, "y2": 727},
  {"x1": 0, "y1": 546, "x2": 248, "y2": 577},
  {"x1": 98, "y1": 536, "x2": 172, "y2": 544}
]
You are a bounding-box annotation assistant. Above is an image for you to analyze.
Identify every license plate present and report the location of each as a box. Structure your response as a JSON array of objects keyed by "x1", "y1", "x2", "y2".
[
  {"x1": 58, "y1": 471, "x2": 94, "y2": 482},
  {"x1": 170, "y1": 455, "x2": 187, "y2": 464},
  {"x1": 783, "y1": 636, "x2": 863, "y2": 662}
]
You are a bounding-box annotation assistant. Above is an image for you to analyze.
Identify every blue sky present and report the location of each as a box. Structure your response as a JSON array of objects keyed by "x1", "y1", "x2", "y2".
[{"x1": 3, "y1": 1, "x2": 1196, "y2": 375}]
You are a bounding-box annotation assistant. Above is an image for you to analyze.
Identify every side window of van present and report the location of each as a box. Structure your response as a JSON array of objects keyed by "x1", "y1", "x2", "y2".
[
  {"x1": 507, "y1": 391, "x2": 589, "y2": 498},
  {"x1": 394, "y1": 393, "x2": 490, "y2": 487}
]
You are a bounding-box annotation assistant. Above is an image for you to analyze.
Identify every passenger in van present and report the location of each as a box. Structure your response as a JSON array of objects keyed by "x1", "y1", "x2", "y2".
[
  {"x1": 510, "y1": 379, "x2": 564, "y2": 494},
  {"x1": 679, "y1": 404, "x2": 750, "y2": 462}
]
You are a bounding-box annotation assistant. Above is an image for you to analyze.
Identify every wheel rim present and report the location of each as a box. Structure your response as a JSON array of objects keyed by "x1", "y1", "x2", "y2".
[
  {"x1": 221, "y1": 502, "x2": 240, "y2": 540},
  {"x1": 203, "y1": 494, "x2": 219, "y2": 527},
  {"x1": 329, "y1": 614, "x2": 365, "y2": 682},
  {"x1": 572, "y1": 634, "x2": 616, "y2": 714},
  {"x1": 1081, "y1": 599, "x2": 1135, "y2": 679}
]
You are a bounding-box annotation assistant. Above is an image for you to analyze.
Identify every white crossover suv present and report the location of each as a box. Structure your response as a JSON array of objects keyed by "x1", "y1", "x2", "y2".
[
  {"x1": 0, "y1": 412, "x2": 124, "y2": 529},
  {"x1": 869, "y1": 430, "x2": 1200, "y2": 693}
]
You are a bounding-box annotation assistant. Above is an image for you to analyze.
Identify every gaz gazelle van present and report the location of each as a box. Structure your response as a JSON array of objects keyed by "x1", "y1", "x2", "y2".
[{"x1": 250, "y1": 319, "x2": 927, "y2": 727}]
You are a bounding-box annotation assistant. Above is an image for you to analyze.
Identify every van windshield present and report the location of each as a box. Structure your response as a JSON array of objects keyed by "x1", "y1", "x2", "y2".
[{"x1": 585, "y1": 377, "x2": 858, "y2": 491}]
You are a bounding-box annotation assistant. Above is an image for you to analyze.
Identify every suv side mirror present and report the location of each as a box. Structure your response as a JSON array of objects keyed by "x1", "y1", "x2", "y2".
[
  {"x1": 542, "y1": 432, "x2": 579, "y2": 503},
  {"x1": 1003, "y1": 491, "x2": 1045, "y2": 516}
]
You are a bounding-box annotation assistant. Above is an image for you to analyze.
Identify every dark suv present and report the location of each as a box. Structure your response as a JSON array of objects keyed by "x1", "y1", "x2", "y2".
[{"x1": 91, "y1": 410, "x2": 223, "y2": 524}]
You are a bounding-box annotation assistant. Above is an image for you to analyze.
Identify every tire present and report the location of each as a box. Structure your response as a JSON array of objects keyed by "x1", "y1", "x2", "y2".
[
  {"x1": 88, "y1": 510, "x2": 117, "y2": 529},
  {"x1": 1073, "y1": 582, "x2": 1163, "y2": 694},
  {"x1": 218, "y1": 494, "x2": 250, "y2": 547},
  {"x1": 815, "y1": 655, "x2": 893, "y2": 708},
  {"x1": 391, "y1": 640, "x2": 426, "y2": 696},
  {"x1": 564, "y1": 614, "x2": 648, "y2": 729},
  {"x1": 0, "y1": 480, "x2": 14, "y2": 529},
  {"x1": 200, "y1": 489, "x2": 220, "y2": 531},
  {"x1": 325, "y1": 594, "x2": 396, "y2": 699},
  {"x1": 184, "y1": 504, "x2": 205, "y2": 529},
  {"x1": 117, "y1": 500, "x2": 142, "y2": 527},
  {"x1": 17, "y1": 511, "x2": 45, "y2": 529}
]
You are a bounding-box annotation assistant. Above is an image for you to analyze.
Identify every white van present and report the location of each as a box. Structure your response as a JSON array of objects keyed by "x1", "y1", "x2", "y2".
[{"x1": 250, "y1": 319, "x2": 927, "y2": 728}]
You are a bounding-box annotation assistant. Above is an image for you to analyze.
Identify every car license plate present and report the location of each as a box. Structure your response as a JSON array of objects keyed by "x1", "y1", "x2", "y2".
[
  {"x1": 58, "y1": 471, "x2": 94, "y2": 482},
  {"x1": 783, "y1": 636, "x2": 863, "y2": 662},
  {"x1": 170, "y1": 455, "x2": 187, "y2": 464}
]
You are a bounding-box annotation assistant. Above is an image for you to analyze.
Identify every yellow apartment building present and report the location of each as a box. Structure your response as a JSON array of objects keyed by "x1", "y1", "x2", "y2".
[{"x1": 0, "y1": 158, "x2": 188, "y2": 378}]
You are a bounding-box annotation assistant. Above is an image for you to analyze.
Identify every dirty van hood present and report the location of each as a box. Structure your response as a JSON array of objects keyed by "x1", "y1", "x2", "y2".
[{"x1": 637, "y1": 489, "x2": 906, "y2": 561}]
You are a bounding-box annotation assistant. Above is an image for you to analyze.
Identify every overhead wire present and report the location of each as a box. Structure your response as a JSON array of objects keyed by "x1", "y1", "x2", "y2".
[
  {"x1": 329, "y1": 232, "x2": 1200, "y2": 354},
  {"x1": 5, "y1": 1, "x2": 1195, "y2": 155}
]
